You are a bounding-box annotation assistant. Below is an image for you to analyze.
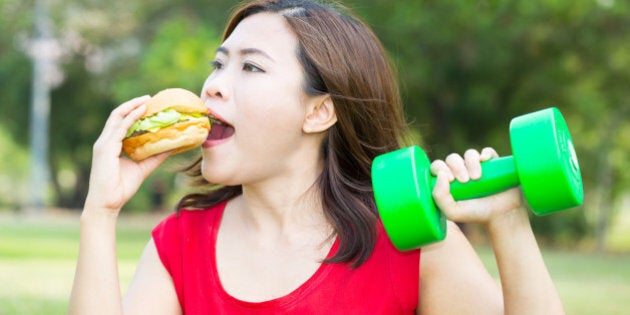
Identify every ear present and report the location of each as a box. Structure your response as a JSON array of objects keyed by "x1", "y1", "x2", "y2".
[{"x1": 302, "y1": 95, "x2": 337, "y2": 133}]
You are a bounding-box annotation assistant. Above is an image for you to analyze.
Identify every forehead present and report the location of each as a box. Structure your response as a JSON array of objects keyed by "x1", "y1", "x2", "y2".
[{"x1": 222, "y1": 13, "x2": 298, "y2": 58}]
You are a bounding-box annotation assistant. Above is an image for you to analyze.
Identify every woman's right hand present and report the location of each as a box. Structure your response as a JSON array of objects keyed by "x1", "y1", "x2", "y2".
[{"x1": 84, "y1": 95, "x2": 170, "y2": 215}]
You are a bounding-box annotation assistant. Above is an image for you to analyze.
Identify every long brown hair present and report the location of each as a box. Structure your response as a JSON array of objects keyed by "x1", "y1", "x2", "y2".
[{"x1": 176, "y1": 0, "x2": 411, "y2": 267}]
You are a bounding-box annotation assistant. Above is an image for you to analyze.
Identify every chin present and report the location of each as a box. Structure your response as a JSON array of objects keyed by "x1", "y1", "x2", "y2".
[{"x1": 200, "y1": 158, "x2": 239, "y2": 186}]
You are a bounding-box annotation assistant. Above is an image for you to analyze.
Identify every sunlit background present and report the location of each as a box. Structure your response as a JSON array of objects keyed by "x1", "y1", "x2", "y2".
[{"x1": 0, "y1": 0, "x2": 629, "y2": 314}]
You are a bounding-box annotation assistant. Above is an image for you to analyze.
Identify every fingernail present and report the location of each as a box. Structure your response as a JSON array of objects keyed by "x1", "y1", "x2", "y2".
[
  {"x1": 471, "y1": 171, "x2": 481, "y2": 180},
  {"x1": 458, "y1": 174, "x2": 470, "y2": 183}
]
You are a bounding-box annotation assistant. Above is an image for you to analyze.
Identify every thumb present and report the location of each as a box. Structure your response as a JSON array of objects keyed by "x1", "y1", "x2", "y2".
[{"x1": 432, "y1": 171, "x2": 458, "y2": 213}]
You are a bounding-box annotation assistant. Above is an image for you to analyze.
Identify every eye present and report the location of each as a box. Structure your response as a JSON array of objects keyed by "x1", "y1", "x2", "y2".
[
  {"x1": 210, "y1": 60, "x2": 224, "y2": 70},
  {"x1": 243, "y1": 62, "x2": 264, "y2": 73}
]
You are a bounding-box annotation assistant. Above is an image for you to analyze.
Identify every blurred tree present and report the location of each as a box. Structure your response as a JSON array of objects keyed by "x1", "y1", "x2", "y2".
[
  {"x1": 0, "y1": 0, "x2": 43, "y2": 208},
  {"x1": 49, "y1": 1, "x2": 221, "y2": 209},
  {"x1": 347, "y1": 0, "x2": 629, "y2": 245},
  {"x1": 0, "y1": 0, "x2": 223, "y2": 209},
  {"x1": 0, "y1": 0, "x2": 628, "y2": 248}
]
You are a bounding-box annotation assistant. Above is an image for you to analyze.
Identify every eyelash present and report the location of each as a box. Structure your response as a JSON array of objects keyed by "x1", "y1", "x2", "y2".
[
  {"x1": 243, "y1": 62, "x2": 264, "y2": 73},
  {"x1": 210, "y1": 60, "x2": 265, "y2": 73},
  {"x1": 210, "y1": 60, "x2": 223, "y2": 70}
]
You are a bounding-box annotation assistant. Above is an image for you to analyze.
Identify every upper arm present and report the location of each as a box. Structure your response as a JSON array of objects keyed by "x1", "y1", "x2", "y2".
[
  {"x1": 417, "y1": 222, "x2": 503, "y2": 315},
  {"x1": 122, "y1": 238, "x2": 182, "y2": 315}
]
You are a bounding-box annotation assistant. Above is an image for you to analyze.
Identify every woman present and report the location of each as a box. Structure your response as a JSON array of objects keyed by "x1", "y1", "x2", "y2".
[{"x1": 69, "y1": 0, "x2": 565, "y2": 314}]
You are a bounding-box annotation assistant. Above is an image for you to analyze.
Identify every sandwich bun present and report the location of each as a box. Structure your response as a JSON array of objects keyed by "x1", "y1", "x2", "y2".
[
  {"x1": 122, "y1": 88, "x2": 210, "y2": 161},
  {"x1": 142, "y1": 88, "x2": 208, "y2": 116}
]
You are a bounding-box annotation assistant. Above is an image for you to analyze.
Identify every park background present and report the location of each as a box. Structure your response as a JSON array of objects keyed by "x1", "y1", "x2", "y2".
[{"x1": 0, "y1": 0, "x2": 629, "y2": 314}]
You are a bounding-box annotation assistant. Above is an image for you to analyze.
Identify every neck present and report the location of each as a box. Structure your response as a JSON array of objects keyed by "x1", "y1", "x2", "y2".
[{"x1": 234, "y1": 157, "x2": 330, "y2": 240}]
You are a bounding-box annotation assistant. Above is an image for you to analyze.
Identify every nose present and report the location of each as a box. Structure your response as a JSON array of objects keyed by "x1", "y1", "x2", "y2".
[{"x1": 202, "y1": 72, "x2": 229, "y2": 102}]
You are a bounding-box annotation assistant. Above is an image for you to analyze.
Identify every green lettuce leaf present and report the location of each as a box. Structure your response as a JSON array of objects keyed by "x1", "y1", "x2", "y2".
[{"x1": 125, "y1": 109, "x2": 206, "y2": 137}]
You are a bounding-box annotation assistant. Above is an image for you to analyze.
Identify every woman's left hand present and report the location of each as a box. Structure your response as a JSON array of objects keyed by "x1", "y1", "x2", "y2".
[{"x1": 430, "y1": 147, "x2": 526, "y2": 226}]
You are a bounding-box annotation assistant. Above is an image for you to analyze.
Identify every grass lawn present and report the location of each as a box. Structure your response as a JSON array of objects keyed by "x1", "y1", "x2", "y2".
[
  {"x1": 0, "y1": 211, "x2": 162, "y2": 315},
  {"x1": 1, "y1": 211, "x2": 630, "y2": 314},
  {"x1": 476, "y1": 247, "x2": 630, "y2": 315}
]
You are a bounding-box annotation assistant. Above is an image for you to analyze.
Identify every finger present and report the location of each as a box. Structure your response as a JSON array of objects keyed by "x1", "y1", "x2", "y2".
[
  {"x1": 480, "y1": 147, "x2": 499, "y2": 161},
  {"x1": 104, "y1": 95, "x2": 149, "y2": 127},
  {"x1": 430, "y1": 160, "x2": 454, "y2": 181},
  {"x1": 95, "y1": 105, "x2": 146, "y2": 155},
  {"x1": 111, "y1": 104, "x2": 147, "y2": 141},
  {"x1": 101, "y1": 95, "x2": 150, "y2": 139},
  {"x1": 445, "y1": 153, "x2": 469, "y2": 182},
  {"x1": 432, "y1": 170, "x2": 459, "y2": 216},
  {"x1": 114, "y1": 95, "x2": 151, "y2": 116},
  {"x1": 463, "y1": 149, "x2": 482, "y2": 180},
  {"x1": 93, "y1": 96, "x2": 150, "y2": 159}
]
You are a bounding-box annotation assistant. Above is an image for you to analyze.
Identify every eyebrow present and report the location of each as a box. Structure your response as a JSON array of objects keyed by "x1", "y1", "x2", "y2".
[{"x1": 216, "y1": 46, "x2": 276, "y2": 63}]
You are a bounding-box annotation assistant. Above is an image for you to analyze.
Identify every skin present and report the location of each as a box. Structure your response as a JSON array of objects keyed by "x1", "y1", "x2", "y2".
[{"x1": 69, "y1": 13, "x2": 564, "y2": 315}]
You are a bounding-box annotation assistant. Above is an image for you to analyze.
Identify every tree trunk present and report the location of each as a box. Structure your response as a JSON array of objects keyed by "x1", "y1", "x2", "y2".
[
  {"x1": 594, "y1": 153, "x2": 613, "y2": 252},
  {"x1": 593, "y1": 111, "x2": 621, "y2": 252}
]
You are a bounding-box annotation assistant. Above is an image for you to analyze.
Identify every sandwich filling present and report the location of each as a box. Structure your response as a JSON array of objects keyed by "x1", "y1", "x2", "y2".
[{"x1": 126, "y1": 108, "x2": 209, "y2": 138}]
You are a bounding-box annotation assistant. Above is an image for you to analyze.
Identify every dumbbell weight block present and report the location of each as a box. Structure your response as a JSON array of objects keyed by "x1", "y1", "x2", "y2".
[{"x1": 372, "y1": 107, "x2": 584, "y2": 251}]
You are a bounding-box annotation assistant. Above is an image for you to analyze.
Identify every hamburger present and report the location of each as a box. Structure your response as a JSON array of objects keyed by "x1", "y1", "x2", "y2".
[{"x1": 122, "y1": 88, "x2": 211, "y2": 161}]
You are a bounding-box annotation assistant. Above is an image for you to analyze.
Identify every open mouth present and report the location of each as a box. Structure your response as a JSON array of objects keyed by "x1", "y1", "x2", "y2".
[{"x1": 207, "y1": 116, "x2": 235, "y2": 141}]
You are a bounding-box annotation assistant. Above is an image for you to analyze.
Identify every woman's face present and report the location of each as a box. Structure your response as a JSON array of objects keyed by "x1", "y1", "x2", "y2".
[{"x1": 200, "y1": 12, "x2": 313, "y2": 186}]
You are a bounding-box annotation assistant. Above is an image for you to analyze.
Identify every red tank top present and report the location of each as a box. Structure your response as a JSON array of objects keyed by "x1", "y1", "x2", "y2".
[{"x1": 152, "y1": 201, "x2": 420, "y2": 314}]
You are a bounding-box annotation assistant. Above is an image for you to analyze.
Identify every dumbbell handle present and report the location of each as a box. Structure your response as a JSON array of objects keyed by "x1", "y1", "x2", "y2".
[{"x1": 433, "y1": 156, "x2": 519, "y2": 200}]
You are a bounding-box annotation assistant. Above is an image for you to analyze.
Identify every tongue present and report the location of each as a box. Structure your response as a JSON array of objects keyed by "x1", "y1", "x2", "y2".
[{"x1": 208, "y1": 123, "x2": 235, "y2": 140}]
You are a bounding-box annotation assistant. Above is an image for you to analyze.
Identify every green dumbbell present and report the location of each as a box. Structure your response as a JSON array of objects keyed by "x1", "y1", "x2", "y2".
[{"x1": 372, "y1": 107, "x2": 583, "y2": 251}]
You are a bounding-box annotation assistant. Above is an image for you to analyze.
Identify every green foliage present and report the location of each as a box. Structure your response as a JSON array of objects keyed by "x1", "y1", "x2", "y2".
[
  {"x1": 0, "y1": 127, "x2": 29, "y2": 208},
  {"x1": 0, "y1": 54, "x2": 31, "y2": 145},
  {"x1": 530, "y1": 209, "x2": 589, "y2": 246},
  {"x1": 0, "y1": 0, "x2": 222, "y2": 208},
  {"x1": 112, "y1": 15, "x2": 220, "y2": 101},
  {"x1": 0, "y1": 0, "x2": 628, "y2": 244},
  {"x1": 109, "y1": 15, "x2": 220, "y2": 212},
  {"x1": 348, "y1": 0, "x2": 630, "y2": 243}
]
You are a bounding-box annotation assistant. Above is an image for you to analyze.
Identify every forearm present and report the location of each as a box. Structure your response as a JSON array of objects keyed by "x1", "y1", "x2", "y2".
[
  {"x1": 69, "y1": 207, "x2": 123, "y2": 315},
  {"x1": 486, "y1": 208, "x2": 564, "y2": 315}
]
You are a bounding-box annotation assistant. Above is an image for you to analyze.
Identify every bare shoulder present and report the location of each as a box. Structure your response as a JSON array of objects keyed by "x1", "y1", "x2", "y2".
[
  {"x1": 122, "y1": 238, "x2": 182, "y2": 315},
  {"x1": 417, "y1": 222, "x2": 503, "y2": 315}
]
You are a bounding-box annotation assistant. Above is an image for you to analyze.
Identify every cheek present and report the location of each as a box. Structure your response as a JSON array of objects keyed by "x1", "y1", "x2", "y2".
[
  {"x1": 237, "y1": 109, "x2": 303, "y2": 154},
  {"x1": 239, "y1": 87, "x2": 306, "y2": 138}
]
